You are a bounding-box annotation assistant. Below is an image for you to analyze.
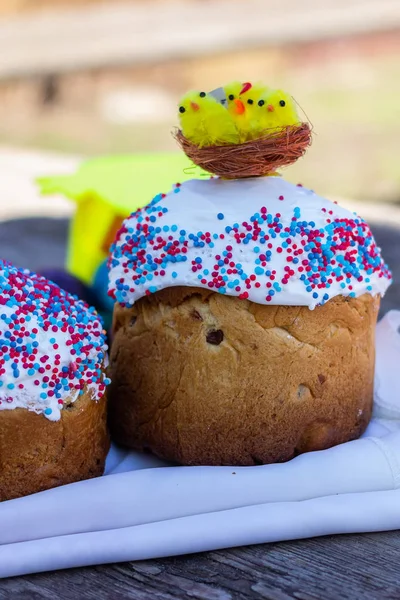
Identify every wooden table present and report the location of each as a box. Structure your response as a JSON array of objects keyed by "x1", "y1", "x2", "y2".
[{"x1": 0, "y1": 218, "x2": 399, "y2": 599}]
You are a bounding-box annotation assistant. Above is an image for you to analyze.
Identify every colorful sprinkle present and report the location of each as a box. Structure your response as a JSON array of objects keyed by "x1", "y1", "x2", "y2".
[
  {"x1": 108, "y1": 179, "x2": 392, "y2": 310},
  {"x1": 0, "y1": 261, "x2": 109, "y2": 420}
]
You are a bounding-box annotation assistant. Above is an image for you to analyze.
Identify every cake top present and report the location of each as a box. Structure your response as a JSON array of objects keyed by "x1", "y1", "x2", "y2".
[
  {"x1": 0, "y1": 261, "x2": 109, "y2": 421},
  {"x1": 108, "y1": 176, "x2": 391, "y2": 309}
]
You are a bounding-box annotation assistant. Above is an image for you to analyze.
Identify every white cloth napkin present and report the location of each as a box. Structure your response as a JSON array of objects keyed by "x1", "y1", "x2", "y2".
[{"x1": 1, "y1": 310, "x2": 400, "y2": 579}]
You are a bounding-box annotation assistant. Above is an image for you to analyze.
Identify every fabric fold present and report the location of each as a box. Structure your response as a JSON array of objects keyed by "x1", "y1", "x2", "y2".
[
  {"x1": 374, "y1": 310, "x2": 400, "y2": 420},
  {"x1": 1, "y1": 432, "x2": 398, "y2": 547},
  {"x1": 2, "y1": 487, "x2": 400, "y2": 579}
]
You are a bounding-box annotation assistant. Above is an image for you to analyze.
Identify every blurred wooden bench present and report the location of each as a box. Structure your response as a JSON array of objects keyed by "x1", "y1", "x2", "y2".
[{"x1": 0, "y1": 0, "x2": 399, "y2": 79}]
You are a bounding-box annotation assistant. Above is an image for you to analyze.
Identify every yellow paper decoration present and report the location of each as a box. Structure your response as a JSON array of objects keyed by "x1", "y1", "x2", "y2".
[{"x1": 37, "y1": 153, "x2": 205, "y2": 284}]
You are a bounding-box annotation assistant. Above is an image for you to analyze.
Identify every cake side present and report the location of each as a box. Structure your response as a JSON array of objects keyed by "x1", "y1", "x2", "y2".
[
  {"x1": 0, "y1": 390, "x2": 109, "y2": 501},
  {"x1": 108, "y1": 289, "x2": 378, "y2": 466}
]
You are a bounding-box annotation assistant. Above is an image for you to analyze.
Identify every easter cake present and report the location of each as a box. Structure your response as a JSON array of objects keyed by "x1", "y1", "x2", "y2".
[
  {"x1": 106, "y1": 82, "x2": 392, "y2": 466},
  {"x1": 0, "y1": 261, "x2": 110, "y2": 500}
]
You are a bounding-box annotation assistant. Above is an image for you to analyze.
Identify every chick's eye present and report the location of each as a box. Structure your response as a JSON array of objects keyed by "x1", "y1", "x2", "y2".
[
  {"x1": 258, "y1": 99, "x2": 265, "y2": 107},
  {"x1": 247, "y1": 99, "x2": 254, "y2": 105},
  {"x1": 199, "y1": 92, "x2": 206, "y2": 98},
  {"x1": 228, "y1": 94, "x2": 234, "y2": 101},
  {"x1": 179, "y1": 106, "x2": 185, "y2": 113},
  {"x1": 279, "y1": 100, "x2": 286, "y2": 107}
]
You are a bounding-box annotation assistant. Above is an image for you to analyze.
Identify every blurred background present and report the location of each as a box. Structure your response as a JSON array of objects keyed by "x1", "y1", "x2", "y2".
[
  {"x1": 0, "y1": 0, "x2": 399, "y2": 202},
  {"x1": 0, "y1": 0, "x2": 399, "y2": 314}
]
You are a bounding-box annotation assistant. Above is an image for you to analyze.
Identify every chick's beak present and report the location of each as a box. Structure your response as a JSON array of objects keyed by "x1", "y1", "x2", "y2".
[
  {"x1": 190, "y1": 101, "x2": 200, "y2": 111},
  {"x1": 267, "y1": 104, "x2": 275, "y2": 112},
  {"x1": 234, "y1": 98, "x2": 245, "y2": 115}
]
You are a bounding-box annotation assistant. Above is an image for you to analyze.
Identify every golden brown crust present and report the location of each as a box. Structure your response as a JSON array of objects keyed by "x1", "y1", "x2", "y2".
[
  {"x1": 108, "y1": 289, "x2": 379, "y2": 466},
  {"x1": 0, "y1": 392, "x2": 109, "y2": 501}
]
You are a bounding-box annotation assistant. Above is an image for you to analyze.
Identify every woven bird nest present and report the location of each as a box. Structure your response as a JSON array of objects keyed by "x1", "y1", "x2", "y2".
[{"x1": 174, "y1": 123, "x2": 312, "y2": 179}]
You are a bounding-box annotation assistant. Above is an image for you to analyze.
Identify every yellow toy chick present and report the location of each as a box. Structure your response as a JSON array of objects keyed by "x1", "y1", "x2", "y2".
[
  {"x1": 223, "y1": 81, "x2": 267, "y2": 105},
  {"x1": 178, "y1": 90, "x2": 239, "y2": 147},
  {"x1": 223, "y1": 81, "x2": 246, "y2": 104},
  {"x1": 224, "y1": 81, "x2": 270, "y2": 141},
  {"x1": 254, "y1": 89, "x2": 300, "y2": 133}
]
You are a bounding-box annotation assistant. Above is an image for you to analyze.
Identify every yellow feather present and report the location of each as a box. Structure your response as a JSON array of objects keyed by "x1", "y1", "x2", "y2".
[
  {"x1": 223, "y1": 81, "x2": 244, "y2": 103},
  {"x1": 254, "y1": 89, "x2": 301, "y2": 135},
  {"x1": 177, "y1": 84, "x2": 300, "y2": 146},
  {"x1": 178, "y1": 90, "x2": 239, "y2": 147},
  {"x1": 223, "y1": 80, "x2": 271, "y2": 142}
]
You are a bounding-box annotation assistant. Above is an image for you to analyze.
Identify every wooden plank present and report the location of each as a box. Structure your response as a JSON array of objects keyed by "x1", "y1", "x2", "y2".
[
  {"x1": 1, "y1": 532, "x2": 400, "y2": 599},
  {"x1": 0, "y1": 0, "x2": 399, "y2": 79}
]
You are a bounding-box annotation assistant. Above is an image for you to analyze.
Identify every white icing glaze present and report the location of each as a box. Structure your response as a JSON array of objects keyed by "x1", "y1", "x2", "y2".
[
  {"x1": 108, "y1": 176, "x2": 391, "y2": 309},
  {"x1": 0, "y1": 262, "x2": 109, "y2": 421}
]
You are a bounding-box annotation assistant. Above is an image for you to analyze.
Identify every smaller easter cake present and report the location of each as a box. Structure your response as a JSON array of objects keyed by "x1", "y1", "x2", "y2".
[
  {"x1": 0, "y1": 261, "x2": 110, "y2": 501},
  {"x1": 106, "y1": 82, "x2": 392, "y2": 466}
]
